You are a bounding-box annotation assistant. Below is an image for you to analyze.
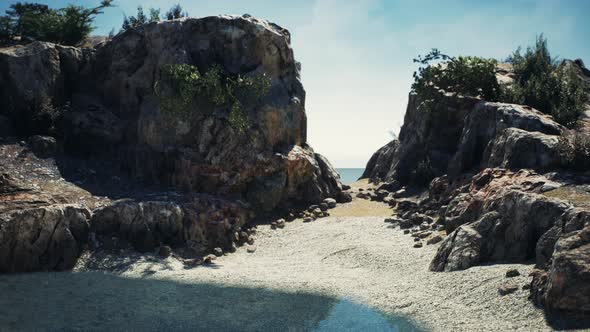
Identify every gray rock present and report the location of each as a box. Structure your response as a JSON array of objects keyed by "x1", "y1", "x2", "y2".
[
  {"x1": 158, "y1": 245, "x2": 172, "y2": 258},
  {"x1": 427, "y1": 235, "x2": 443, "y2": 245},
  {"x1": 213, "y1": 247, "x2": 224, "y2": 257},
  {"x1": 323, "y1": 198, "x2": 337, "y2": 208},
  {"x1": 498, "y1": 284, "x2": 519, "y2": 296}
]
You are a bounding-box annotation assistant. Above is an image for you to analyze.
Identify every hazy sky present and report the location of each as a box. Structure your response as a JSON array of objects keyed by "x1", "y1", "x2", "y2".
[{"x1": 2, "y1": 0, "x2": 589, "y2": 167}]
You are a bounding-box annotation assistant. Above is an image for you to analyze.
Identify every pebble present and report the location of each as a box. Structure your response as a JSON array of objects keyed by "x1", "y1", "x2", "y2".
[
  {"x1": 213, "y1": 247, "x2": 223, "y2": 256},
  {"x1": 427, "y1": 235, "x2": 443, "y2": 245},
  {"x1": 498, "y1": 284, "x2": 519, "y2": 295},
  {"x1": 413, "y1": 242, "x2": 423, "y2": 248},
  {"x1": 246, "y1": 245, "x2": 257, "y2": 253}
]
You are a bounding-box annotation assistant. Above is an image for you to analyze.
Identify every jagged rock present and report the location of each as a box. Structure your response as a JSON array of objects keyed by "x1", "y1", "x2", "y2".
[
  {"x1": 485, "y1": 128, "x2": 564, "y2": 171},
  {"x1": 28, "y1": 135, "x2": 57, "y2": 158},
  {"x1": 363, "y1": 93, "x2": 564, "y2": 185},
  {"x1": 0, "y1": 204, "x2": 89, "y2": 273},
  {"x1": 534, "y1": 226, "x2": 590, "y2": 313},
  {"x1": 0, "y1": 41, "x2": 91, "y2": 135},
  {"x1": 361, "y1": 140, "x2": 399, "y2": 180},
  {"x1": 91, "y1": 200, "x2": 184, "y2": 252},
  {"x1": 0, "y1": 16, "x2": 345, "y2": 211}
]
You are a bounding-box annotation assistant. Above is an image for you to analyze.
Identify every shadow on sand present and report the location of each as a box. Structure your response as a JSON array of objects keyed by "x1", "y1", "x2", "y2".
[{"x1": 0, "y1": 272, "x2": 423, "y2": 331}]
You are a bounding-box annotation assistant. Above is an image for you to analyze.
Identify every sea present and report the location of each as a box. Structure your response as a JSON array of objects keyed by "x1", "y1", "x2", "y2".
[{"x1": 336, "y1": 168, "x2": 365, "y2": 185}]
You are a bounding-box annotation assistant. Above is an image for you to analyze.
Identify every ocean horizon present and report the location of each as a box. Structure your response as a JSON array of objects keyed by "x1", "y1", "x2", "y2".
[{"x1": 336, "y1": 168, "x2": 365, "y2": 185}]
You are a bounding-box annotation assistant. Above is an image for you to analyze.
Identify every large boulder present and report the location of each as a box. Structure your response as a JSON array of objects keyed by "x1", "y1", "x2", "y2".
[{"x1": 0, "y1": 204, "x2": 90, "y2": 273}]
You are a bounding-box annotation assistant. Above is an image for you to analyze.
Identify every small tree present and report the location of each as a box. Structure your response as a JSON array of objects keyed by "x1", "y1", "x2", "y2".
[
  {"x1": 165, "y1": 4, "x2": 188, "y2": 20},
  {"x1": 122, "y1": 6, "x2": 161, "y2": 31},
  {"x1": 506, "y1": 35, "x2": 588, "y2": 128},
  {"x1": 0, "y1": 1, "x2": 113, "y2": 46}
]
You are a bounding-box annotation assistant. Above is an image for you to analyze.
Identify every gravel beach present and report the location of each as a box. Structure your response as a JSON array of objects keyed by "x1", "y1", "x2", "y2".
[{"x1": 0, "y1": 198, "x2": 561, "y2": 331}]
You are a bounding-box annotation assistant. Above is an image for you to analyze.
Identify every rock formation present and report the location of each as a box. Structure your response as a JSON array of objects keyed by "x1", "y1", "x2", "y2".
[
  {"x1": 364, "y1": 61, "x2": 590, "y2": 315},
  {"x1": 0, "y1": 15, "x2": 346, "y2": 272}
]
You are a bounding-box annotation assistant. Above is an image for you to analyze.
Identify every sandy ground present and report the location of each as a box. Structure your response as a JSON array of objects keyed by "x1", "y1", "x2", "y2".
[{"x1": 0, "y1": 197, "x2": 570, "y2": 331}]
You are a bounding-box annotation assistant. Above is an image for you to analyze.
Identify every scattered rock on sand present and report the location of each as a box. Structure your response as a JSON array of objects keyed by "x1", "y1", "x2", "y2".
[
  {"x1": 246, "y1": 245, "x2": 257, "y2": 253},
  {"x1": 498, "y1": 284, "x2": 519, "y2": 296},
  {"x1": 414, "y1": 242, "x2": 423, "y2": 248},
  {"x1": 158, "y1": 245, "x2": 172, "y2": 258},
  {"x1": 427, "y1": 235, "x2": 443, "y2": 245},
  {"x1": 213, "y1": 247, "x2": 224, "y2": 257},
  {"x1": 506, "y1": 269, "x2": 520, "y2": 278},
  {"x1": 323, "y1": 198, "x2": 337, "y2": 208}
]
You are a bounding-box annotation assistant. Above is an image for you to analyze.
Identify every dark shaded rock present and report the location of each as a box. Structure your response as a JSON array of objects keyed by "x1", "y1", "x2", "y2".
[
  {"x1": 506, "y1": 269, "x2": 520, "y2": 278},
  {"x1": 498, "y1": 284, "x2": 519, "y2": 296},
  {"x1": 0, "y1": 116, "x2": 13, "y2": 137},
  {"x1": 361, "y1": 140, "x2": 399, "y2": 180},
  {"x1": 427, "y1": 234, "x2": 443, "y2": 245},
  {"x1": 28, "y1": 135, "x2": 57, "y2": 158},
  {"x1": 0, "y1": 204, "x2": 89, "y2": 273},
  {"x1": 158, "y1": 245, "x2": 172, "y2": 258},
  {"x1": 323, "y1": 198, "x2": 337, "y2": 208}
]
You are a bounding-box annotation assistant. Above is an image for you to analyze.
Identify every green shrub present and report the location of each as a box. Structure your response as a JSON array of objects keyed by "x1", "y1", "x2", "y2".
[
  {"x1": 503, "y1": 35, "x2": 588, "y2": 127},
  {"x1": 154, "y1": 63, "x2": 271, "y2": 133},
  {"x1": 412, "y1": 37, "x2": 589, "y2": 128},
  {"x1": 411, "y1": 49, "x2": 501, "y2": 110}
]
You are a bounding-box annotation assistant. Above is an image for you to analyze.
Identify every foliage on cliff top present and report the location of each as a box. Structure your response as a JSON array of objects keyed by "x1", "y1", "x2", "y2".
[
  {"x1": 0, "y1": 1, "x2": 113, "y2": 46},
  {"x1": 412, "y1": 36, "x2": 589, "y2": 128},
  {"x1": 154, "y1": 63, "x2": 271, "y2": 133}
]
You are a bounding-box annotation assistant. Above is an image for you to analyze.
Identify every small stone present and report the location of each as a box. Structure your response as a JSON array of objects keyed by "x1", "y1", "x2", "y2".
[
  {"x1": 297, "y1": 212, "x2": 306, "y2": 218},
  {"x1": 319, "y1": 203, "x2": 329, "y2": 211},
  {"x1": 413, "y1": 242, "x2": 423, "y2": 248},
  {"x1": 313, "y1": 208, "x2": 323, "y2": 217},
  {"x1": 204, "y1": 254, "x2": 217, "y2": 264},
  {"x1": 229, "y1": 243, "x2": 237, "y2": 253},
  {"x1": 506, "y1": 269, "x2": 521, "y2": 278},
  {"x1": 323, "y1": 198, "x2": 337, "y2": 208},
  {"x1": 414, "y1": 237, "x2": 421, "y2": 242},
  {"x1": 276, "y1": 219, "x2": 286, "y2": 228},
  {"x1": 158, "y1": 245, "x2": 172, "y2": 258},
  {"x1": 271, "y1": 221, "x2": 278, "y2": 229},
  {"x1": 403, "y1": 229, "x2": 410, "y2": 234},
  {"x1": 419, "y1": 222, "x2": 430, "y2": 230},
  {"x1": 303, "y1": 216, "x2": 313, "y2": 223},
  {"x1": 427, "y1": 235, "x2": 443, "y2": 245},
  {"x1": 213, "y1": 247, "x2": 223, "y2": 256},
  {"x1": 247, "y1": 235, "x2": 255, "y2": 245},
  {"x1": 308, "y1": 205, "x2": 319, "y2": 212},
  {"x1": 384, "y1": 217, "x2": 401, "y2": 224},
  {"x1": 287, "y1": 213, "x2": 295, "y2": 222},
  {"x1": 498, "y1": 284, "x2": 519, "y2": 295},
  {"x1": 418, "y1": 231, "x2": 432, "y2": 239},
  {"x1": 522, "y1": 283, "x2": 532, "y2": 290},
  {"x1": 246, "y1": 245, "x2": 257, "y2": 253}
]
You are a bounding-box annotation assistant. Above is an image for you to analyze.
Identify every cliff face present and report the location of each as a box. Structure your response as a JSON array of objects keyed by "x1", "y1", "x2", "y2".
[
  {"x1": 0, "y1": 15, "x2": 348, "y2": 273},
  {"x1": 363, "y1": 61, "x2": 590, "y2": 314}
]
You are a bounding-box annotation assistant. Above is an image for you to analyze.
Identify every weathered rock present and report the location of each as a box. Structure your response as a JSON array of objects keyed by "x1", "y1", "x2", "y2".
[
  {"x1": 427, "y1": 234, "x2": 443, "y2": 245},
  {"x1": 28, "y1": 135, "x2": 57, "y2": 158},
  {"x1": 498, "y1": 284, "x2": 519, "y2": 296},
  {"x1": 505, "y1": 269, "x2": 520, "y2": 278},
  {"x1": 0, "y1": 16, "x2": 345, "y2": 211},
  {"x1": 213, "y1": 247, "x2": 223, "y2": 257},
  {"x1": 246, "y1": 245, "x2": 257, "y2": 253},
  {"x1": 0, "y1": 204, "x2": 89, "y2": 273},
  {"x1": 363, "y1": 93, "x2": 563, "y2": 185},
  {"x1": 323, "y1": 198, "x2": 337, "y2": 208},
  {"x1": 158, "y1": 245, "x2": 172, "y2": 258},
  {"x1": 535, "y1": 227, "x2": 590, "y2": 313}
]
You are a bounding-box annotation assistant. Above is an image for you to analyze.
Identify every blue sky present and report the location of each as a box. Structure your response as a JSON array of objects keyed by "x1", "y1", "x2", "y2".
[{"x1": 2, "y1": 0, "x2": 589, "y2": 167}]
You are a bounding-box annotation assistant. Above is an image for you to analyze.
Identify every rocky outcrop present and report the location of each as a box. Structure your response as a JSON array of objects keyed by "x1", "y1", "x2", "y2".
[
  {"x1": 0, "y1": 204, "x2": 90, "y2": 273},
  {"x1": 0, "y1": 15, "x2": 346, "y2": 273},
  {"x1": 361, "y1": 140, "x2": 399, "y2": 181},
  {"x1": 0, "y1": 15, "x2": 344, "y2": 211},
  {"x1": 91, "y1": 196, "x2": 249, "y2": 254},
  {"x1": 363, "y1": 93, "x2": 565, "y2": 184}
]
